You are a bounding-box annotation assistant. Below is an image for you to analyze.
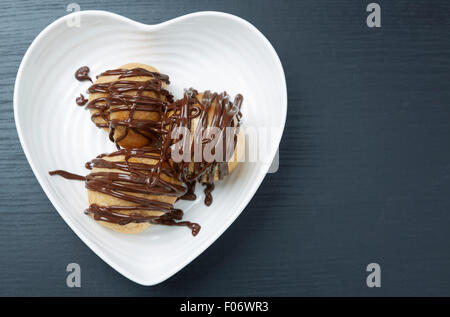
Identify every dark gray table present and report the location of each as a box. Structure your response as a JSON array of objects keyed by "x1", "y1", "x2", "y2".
[{"x1": 2, "y1": 0, "x2": 450, "y2": 296}]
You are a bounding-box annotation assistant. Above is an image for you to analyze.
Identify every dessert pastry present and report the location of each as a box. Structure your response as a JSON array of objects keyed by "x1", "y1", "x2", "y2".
[
  {"x1": 51, "y1": 147, "x2": 200, "y2": 235},
  {"x1": 162, "y1": 88, "x2": 244, "y2": 205},
  {"x1": 83, "y1": 63, "x2": 173, "y2": 149}
]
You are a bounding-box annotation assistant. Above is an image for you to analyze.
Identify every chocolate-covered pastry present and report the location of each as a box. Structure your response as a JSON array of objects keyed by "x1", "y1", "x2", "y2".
[
  {"x1": 161, "y1": 88, "x2": 244, "y2": 205},
  {"x1": 50, "y1": 147, "x2": 200, "y2": 235},
  {"x1": 84, "y1": 63, "x2": 173, "y2": 149}
]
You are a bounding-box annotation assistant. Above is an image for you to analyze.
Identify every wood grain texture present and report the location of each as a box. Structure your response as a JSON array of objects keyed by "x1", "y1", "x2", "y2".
[{"x1": 2, "y1": 0, "x2": 450, "y2": 296}]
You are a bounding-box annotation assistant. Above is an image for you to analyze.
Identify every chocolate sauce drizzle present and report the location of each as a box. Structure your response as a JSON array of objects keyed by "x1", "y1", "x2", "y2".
[
  {"x1": 49, "y1": 170, "x2": 86, "y2": 181},
  {"x1": 75, "y1": 66, "x2": 92, "y2": 82},
  {"x1": 75, "y1": 94, "x2": 88, "y2": 106},
  {"x1": 203, "y1": 183, "x2": 215, "y2": 207},
  {"x1": 178, "y1": 181, "x2": 197, "y2": 201},
  {"x1": 49, "y1": 148, "x2": 200, "y2": 236},
  {"x1": 85, "y1": 67, "x2": 173, "y2": 145}
]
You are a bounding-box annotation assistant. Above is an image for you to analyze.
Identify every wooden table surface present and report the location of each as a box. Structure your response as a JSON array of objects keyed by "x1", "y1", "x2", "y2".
[{"x1": 2, "y1": 0, "x2": 450, "y2": 296}]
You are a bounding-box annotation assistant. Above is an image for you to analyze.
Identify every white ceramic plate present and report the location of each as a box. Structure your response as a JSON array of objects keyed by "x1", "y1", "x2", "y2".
[{"x1": 14, "y1": 10, "x2": 287, "y2": 285}]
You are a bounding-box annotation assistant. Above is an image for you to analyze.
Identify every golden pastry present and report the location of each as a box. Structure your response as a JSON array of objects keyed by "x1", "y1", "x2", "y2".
[
  {"x1": 162, "y1": 88, "x2": 244, "y2": 205},
  {"x1": 49, "y1": 147, "x2": 200, "y2": 235},
  {"x1": 85, "y1": 63, "x2": 173, "y2": 149}
]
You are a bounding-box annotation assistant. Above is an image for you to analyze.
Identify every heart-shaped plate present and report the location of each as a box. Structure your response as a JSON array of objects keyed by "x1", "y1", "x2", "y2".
[{"x1": 14, "y1": 10, "x2": 287, "y2": 285}]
